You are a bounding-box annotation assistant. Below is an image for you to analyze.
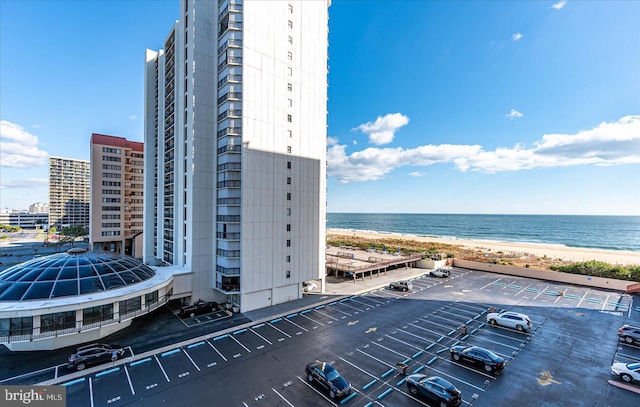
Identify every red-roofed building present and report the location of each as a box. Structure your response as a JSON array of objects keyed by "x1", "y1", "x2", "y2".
[{"x1": 90, "y1": 133, "x2": 144, "y2": 257}]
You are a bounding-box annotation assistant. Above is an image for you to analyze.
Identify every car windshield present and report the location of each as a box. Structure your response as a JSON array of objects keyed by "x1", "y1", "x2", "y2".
[
  {"x1": 627, "y1": 363, "x2": 640, "y2": 370},
  {"x1": 324, "y1": 365, "x2": 340, "y2": 381}
]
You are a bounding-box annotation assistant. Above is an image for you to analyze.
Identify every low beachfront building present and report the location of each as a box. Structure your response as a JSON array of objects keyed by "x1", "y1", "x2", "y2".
[{"x1": 0, "y1": 248, "x2": 172, "y2": 351}]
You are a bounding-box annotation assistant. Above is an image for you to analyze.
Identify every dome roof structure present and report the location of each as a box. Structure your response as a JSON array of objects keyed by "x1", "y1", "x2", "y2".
[{"x1": 0, "y1": 249, "x2": 156, "y2": 301}]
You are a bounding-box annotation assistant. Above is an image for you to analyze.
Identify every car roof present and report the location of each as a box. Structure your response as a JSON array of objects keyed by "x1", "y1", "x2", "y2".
[{"x1": 426, "y1": 376, "x2": 455, "y2": 390}]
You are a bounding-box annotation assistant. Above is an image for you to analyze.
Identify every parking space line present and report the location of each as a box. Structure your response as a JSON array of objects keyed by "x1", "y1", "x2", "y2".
[
  {"x1": 249, "y1": 328, "x2": 273, "y2": 345},
  {"x1": 435, "y1": 309, "x2": 478, "y2": 322},
  {"x1": 416, "y1": 317, "x2": 459, "y2": 332},
  {"x1": 384, "y1": 334, "x2": 424, "y2": 353},
  {"x1": 533, "y1": 285, "x2": 549, "y2": 300},
  {"x1": 89, "y1": 377, "x2": 94, "y2": 407},
  {"x1": 267, "y1": 322, "x2": 292, "y2": 338},
  {"x1": 338, "y1": 356, "x2": 379, "y2": 381},
  {"x1": 296, "y1": 376, "x2": 339, "y2": 406},
  {"x1": 515, "y1": 283, "x2": 532, "y2": 296},
  {"x1": 154, "y1": 355, "x2": 171, "y2": 382},
  {"x1": 327, "y1": 305, "x2": 352, "y2": 317},
  {"x1": 409, "y1": 322, "x2": 455, "y2": 339},
  {"x1": 313, "y1": 308, "x2": 340, "y2": 321},
  {"x1": 602, "y1": 295, "x2": 610, "y2": 311},
  {"x1": 272, "y1": 388, "x2": 294, "y2": 406},
  {"x1": 124, "y1": 365, "x2": 135, "y2": 396},
  {"x1": 465, "y1": 335, "x2": 522, "y2": 351},
  {"x1": 371, "y1": 341, "x2": 410, "y2": 361},
  {"x1": 356, "y1": 349, "x2": 395, "y2": 371},
  {"x1": 360, "y1": 294, "x2": 387, "y2": 305},
  {"x1": 481, "y1": 278, "x2": 502, "y2": 290},
  {"x1": 335, "y1": 301, "x2": 365, "y2": 313},
  {"x1": 285, "y1": 317, "x2": 310, "y2": 332},
  {"x1": 576, "y1": 291, "x2": 589, "y2": 308},
  {"x1": 206, "y1": 340, "x2": 227, "y2": 362},
  {"x1": 230, "y1": 334, "x2": 252, "y2": 353},
  {"x1": 183, "y1": 349, "x2": 201, "y2": 371}
]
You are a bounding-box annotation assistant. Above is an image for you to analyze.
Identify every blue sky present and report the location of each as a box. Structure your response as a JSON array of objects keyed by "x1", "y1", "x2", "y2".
[{"x1": 1, "y1": 0, "x2": 639, "y2": 215}]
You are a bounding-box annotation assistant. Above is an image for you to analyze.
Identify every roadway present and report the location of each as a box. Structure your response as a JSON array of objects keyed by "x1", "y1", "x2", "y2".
[{"x1": 12, "y1": 267, "x2": 639, "y2": 407}]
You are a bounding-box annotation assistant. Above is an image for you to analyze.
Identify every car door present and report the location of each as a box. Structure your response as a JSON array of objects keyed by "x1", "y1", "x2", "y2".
[
  {"x1": 313, "y1": 367, "x2": 329, "y2": 391},
  {"x1": 418, "y1": 382, "x2": 437, "y2": 403},
  {"x1": 464, "y1": 350, "x2": 481, "y2": 367}
]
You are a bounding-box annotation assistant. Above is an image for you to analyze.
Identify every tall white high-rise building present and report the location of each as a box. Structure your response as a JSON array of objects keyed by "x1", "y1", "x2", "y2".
[{"x1": 143, "y1": 0, "x2": 328, "y2": 312}]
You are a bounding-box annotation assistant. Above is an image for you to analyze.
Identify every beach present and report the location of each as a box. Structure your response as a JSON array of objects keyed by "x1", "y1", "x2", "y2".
[{"x1": 327, "y1": 229, "x2": 640, "y2": 266}]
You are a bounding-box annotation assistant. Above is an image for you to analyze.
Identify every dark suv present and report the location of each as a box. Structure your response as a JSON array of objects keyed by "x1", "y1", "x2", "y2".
[
  {"x1": 68, "y1": 343, "x2": 125, "y2": 371},
  {"x1": 178, "y1": 299, "x2": 219, "y2": 318},
  {"x1": 618, "y1": 324, "x2": 640, "y2": 345}
]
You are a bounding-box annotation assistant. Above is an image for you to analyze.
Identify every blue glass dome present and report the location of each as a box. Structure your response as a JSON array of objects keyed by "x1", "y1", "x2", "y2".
[{"x1": 0, "y1": 249, "x2": 156, "y2": 301}]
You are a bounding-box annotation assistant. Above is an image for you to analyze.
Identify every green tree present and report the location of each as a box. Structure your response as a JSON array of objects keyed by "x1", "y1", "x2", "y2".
[{"x1": 59, "y1": 225, "x2": 89, "y2": 247}]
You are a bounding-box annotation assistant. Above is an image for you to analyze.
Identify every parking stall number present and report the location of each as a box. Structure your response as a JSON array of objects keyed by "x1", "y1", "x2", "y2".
[
  {"x1": 107, "y1": 396, "x2": 121, "y2": 404},
  {"x1": 178, "y1": 371, "x2": 190, "y2": 378},
  {"x1": 145, "y1": 383, "x2": 158, "y2": 390}
]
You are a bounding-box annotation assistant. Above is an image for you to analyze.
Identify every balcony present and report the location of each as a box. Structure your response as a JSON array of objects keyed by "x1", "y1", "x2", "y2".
[{"x1": 216, "y1": 281, "x2": 240, "y2": 293}]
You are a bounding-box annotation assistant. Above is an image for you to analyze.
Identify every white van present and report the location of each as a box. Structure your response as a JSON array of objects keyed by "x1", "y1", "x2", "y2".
[{"x1": 430, "y1": 267, "x2": 451, "y2": 278}]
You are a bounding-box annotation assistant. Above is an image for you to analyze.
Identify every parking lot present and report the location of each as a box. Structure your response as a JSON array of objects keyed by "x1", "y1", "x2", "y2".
[{"x1": 31, "y1": 266, "x2": 637, "y2": 407}]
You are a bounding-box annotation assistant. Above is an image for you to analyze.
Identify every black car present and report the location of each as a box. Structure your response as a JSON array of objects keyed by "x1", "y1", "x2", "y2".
[
  {"x1": 618, "y1": 324, "x2": 640, "y2": 345},
  {"x1": 68, "y1": 343, "x2": 125, "y2": 371},
  {"x1": 305, "y1": 361, "x2": 352, "y2": 399},
  {"x1": 406, "y1": 374, "x2": 462, "y2": 407},
  {"x1": 449, "y1": 346, "x2": 504, "y2": 373},
  {"x1": 178, "y1": 299, "x2": 218, "y2": 318}
]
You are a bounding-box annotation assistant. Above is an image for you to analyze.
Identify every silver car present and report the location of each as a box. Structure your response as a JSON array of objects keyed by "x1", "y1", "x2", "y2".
[{"x1": 486, "y1": 311, "x2": 532, "y2": 332}]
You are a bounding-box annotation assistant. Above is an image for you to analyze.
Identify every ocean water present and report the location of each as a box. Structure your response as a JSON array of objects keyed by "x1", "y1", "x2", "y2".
[{"x1": 327, "y1": 213, "x2": 640, "y2": 252}]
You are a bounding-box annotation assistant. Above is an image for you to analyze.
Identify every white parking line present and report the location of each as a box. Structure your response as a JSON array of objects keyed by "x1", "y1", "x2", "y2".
[
  {"x1": 296, "y1": 376, "x2": 339, "y2": 406},
  {"x1": 250, "y1": 328, "x2": 273, "y2": 346},
  {"x1": 123, "y1": 365, "x2": 135, "y2": 395},
  {"x1": 313, "y1": 308, "x2": 340, "y2": 321},
  {"x1": 409, "y1": 322, "x2": 453, "y2": 338},
  {"x1": 577, "y1": 291, "x2": 589, "y2": 308},
  {"x1": 230, "y1": 334, "x2": 252, "y2": 353},
  {"x1": 384, "y1": 334, "x2": 424, "y2": 352},
  {"x1": 338, "y1": 356, "x2": 378, "y2": 380},
  {"x1": 515, "y1": 283, "x2": 532, "y2": 296},
  {"x1": 461, "y1": 334, "x2": 523, "y2": 351},
  {"x1": 206, "y1": 340, "x2": 227, "y2": 362},
  {"x1": 267, "y1": 322, "x2": 292, "y2": 338},
  {"x1": 272, "y1": 388, "x2": 295, "y2": 406},
  {"x1": 299, "y1": 312, "x2": 324, "y2": 326},
  {"x1": 481, "y1": 278, "x2": 502, "y2": 290},
  {"x1": 371, "y1": 340, "x2": 410, "y2": 360},
  {"x1": 154, "y1": 355, "x2": 171, "y2": 382},
  {"x1": 89, "y1": 377, "x2": 95, "y2": 407},
  {"x1": 602, "y1": 294, "x2": 610, "y2": 311},
  {"x1": 183, "y1": 348, "x2": 201, "y2": 371},
  {"x1": 533, "y1": 285, "x2": 549, "y2": 300},
  {"x1": 285, "y1": 316, "x2": 310, "y2": 331}
]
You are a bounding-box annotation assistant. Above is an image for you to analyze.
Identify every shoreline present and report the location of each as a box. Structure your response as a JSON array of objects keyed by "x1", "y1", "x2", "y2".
[{"x1": 327, "y1": 229, "x2": 640, "y2": 266}]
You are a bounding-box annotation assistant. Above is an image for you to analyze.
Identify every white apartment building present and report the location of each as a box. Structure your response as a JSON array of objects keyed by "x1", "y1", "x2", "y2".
[
  {"x1": 143, "y1": 0, "x2": 328, "y2": 313},
  {"x1": 49, "y1": 156, "x2": 90, "y2": 230}
]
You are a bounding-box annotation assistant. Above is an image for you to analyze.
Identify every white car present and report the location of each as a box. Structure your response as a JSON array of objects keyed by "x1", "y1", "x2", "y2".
[
  {"x1": 303, "y1": 282, "x2": 317, "y2": 292},
  {"x1": 486, "y1": 311, "x2": 532, "y2": 332},
  {"x1": 429, "y1": 268, "x2": 451, "y2": 278},
  {"x1": 611, "y1": 362, "x2": 640, "y2": 384}
]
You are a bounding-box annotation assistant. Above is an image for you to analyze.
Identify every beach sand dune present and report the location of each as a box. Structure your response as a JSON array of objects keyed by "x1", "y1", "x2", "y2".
[{"x1": 327, "y1": 229, "x2": 640, "y2": 267}]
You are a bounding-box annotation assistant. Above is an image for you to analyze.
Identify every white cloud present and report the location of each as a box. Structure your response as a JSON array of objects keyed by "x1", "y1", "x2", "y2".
[
  {"x1": 0, "y1": 121, "x2": 49, "y2": 168},
  {"x1": 33, "y1": 124, "x2": 41, "y2": 129},
  {"x1": 327, "y1": 136, "x2": 339, "y2": 146},
  {"x1": 353, "y1": 140, "x2": 358, "y2": 145},
  {"x1": 409, "y1": 171, "x2": 425, "y2": 177},
  {"x1": 0, "y1": 178, "x2": 49, "y2": 189},
  {"x1": 129, "y1": 115, "x2": 138, "y2": 120},
  {"x1": 506, "y1": 109, "x2": 523, "y2": 119},
  {"x1": 328, "y1": 115, "x2": 640, "y2": 182},
  {"x1": 551, "y1": 1, "x2": 567, "y2": 10},
  {"x1": 512, "y1": 32, "x2": 523, "y2": 42},
  {"x1": 352, "y1": 113, "x2": 409, "y2": 145}
]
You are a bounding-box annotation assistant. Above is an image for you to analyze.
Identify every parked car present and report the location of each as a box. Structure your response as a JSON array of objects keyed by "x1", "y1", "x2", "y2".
[
  {"x1": 486, "y1": 311, "x2": 532, "y2": 332},
  {"x1": 303, "y1": 281, "x2": 318, "y2": 292},
  {"x1": 611, "y1": 362, "x2": 640, "y2": 383},
  {"x1": 390, "y1": 280, "x2": 412, "y2": 291},
  {"x1": 406, "y1": 374, "x2": 462, "y2": 406},
  {"x1": 305, "y1": 361, "x2": 352, "y2": 399},
  {"x1": 449, "y1": 346, "x2": 504, "y2": 373},
  {"x1": 68, "y1": 343, "x2": 125, "y2": 371},
  {"x1": 430, "y1": 268, "x2": 451, "y2": 278},
  {"x1": 618, "y1": 324, "x2": 640, "y2": 345},
  {"x1": 178, "y1": 299, "x2": 218, "y2": 318}
]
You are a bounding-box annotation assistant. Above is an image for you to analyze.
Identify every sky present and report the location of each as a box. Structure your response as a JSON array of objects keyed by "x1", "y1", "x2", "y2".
[{"x1": 1, "y1": 0, "x2": 639, "y2": 216}]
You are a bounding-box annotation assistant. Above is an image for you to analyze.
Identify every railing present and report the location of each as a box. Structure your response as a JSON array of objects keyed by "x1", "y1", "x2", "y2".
[
  {"x1": 0, "y1": 295, "x2": 170, "y2": 344},
  {"x1": 216, "y1": 281, "x2": 240, "y2": 292}
]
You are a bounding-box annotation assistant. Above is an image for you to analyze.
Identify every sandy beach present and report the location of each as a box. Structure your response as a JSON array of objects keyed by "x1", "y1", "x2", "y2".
[{"x1": 327, "y1": 229, "x2": 640, "y2": 266}]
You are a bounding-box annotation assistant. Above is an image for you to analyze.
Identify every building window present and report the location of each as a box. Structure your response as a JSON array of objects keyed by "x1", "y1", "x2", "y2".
[
  {"x1": 145, "y1": 290, "x2": 159, "y2": 306},
  {"x1": 287, "y1": 193, "x2": 291, "y2": 201},
  {"x1": 286, "y1": 239, "x2": 291, "y2": 247},
  {"x1": 288, "y1": 35, "x2": 293, "y2": 45},
  {"x1": 288, "y1": 4, "x2": 293, "y2": 13},
  {"x1": 288, "y1": 98, "x2": 292, "y2": 107},
  {"x1": 288, "y1": 20, "x2": 293, "y2": 29},
  {"x1": 286, "y1": 255, "x2": 291, "y2": 263},
  {"x1": 288, "y1": 130, "x2": 292, "y2": 138},
  {"x1": 286, "y1": 270, "x2": 291, "y2": 278},
  {"x1": 287, "y1": 146, "x2": 292, "y2": 154},
  {"x1": 287, "y1": 208, "x2": 291, "y2": 216},
  {"x1": 286, "y1": 224, "x2": 291, "y2": 231},
  {"x1": 40, "y1": 311, "x2": 75, "y2": 333},
  {"x1": 287, "y1": 177, "x2": 291, "y2": 184},
  {"x1": 288, "y1": 67, "x2": 293, "y2": 76},
  {"x1": 287, "y1": 51, "x2": 292, "y2": 60},
  {"x1": 287, "y1": 83, "x2": 292, "y2": 91},
  {"x1": 119, "y1": 297, "x2": 142, "y2": 316},
  {"x1": 0, "y1": 317, "x2": 33, "y2": 337},
  {"x1": 83, "y1": 304, "x2": 114, "y2": 326},
  {"x1": 287, "y1": 161, "x2": 291, "y2": 169},
  {"x1": 287, "y1": 114, "x2": 292, "y2": 122}
]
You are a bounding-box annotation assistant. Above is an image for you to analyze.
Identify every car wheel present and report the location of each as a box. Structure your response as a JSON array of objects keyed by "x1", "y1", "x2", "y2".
[
  {"x1": 452, "y1": 353, "x2": 460, "y2": 361},
  {"x1": 212, "y1": 307, "x2": 216, "y2": 313},
  {"x1": 621, "y1": 373, "x2": 633, "y2": 383},
  {"x1": 76, "y1": 363, "x2": 86, "y2": 371},
  {"x1": 408, "y1": 385, "x2": 418, "y2": 395},
  {"x1": 484, "y1": 364, "x2": 493, "y2": 372},
  {"x1": 189, "y1": 312, "x2": 195, "y2": 318},
  {"x1": 440, "y1": 401, "x2": 448, "y2": 407},
  {"x1": 403, "y1": 287, "x2": 407, "y2": 292},
  {"x1": 624, "y1": 336, "x2": 634, "y2": 344},
  {"x1": 308, "y1": 374, "x2": 314, "y2": 382},
  {"x1": 489, "y1": 319, "x2": 497, "y2": 325},
  {"x1": 516, "y1": 324, "x2": 524, "y2": 332},
  {"x1": 329, "y1": 390, "x2": 336, "y2": 399}
]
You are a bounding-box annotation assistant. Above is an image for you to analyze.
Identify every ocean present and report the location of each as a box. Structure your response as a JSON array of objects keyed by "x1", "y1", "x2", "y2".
[{"x1": 326, "y1": 213, "x2": 640, "y2": 252}]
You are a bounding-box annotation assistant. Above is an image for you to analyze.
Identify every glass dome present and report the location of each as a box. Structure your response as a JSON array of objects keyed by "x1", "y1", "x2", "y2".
[{"x1": 0, "y1": 249, "x2": 156, "y2": 301}]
